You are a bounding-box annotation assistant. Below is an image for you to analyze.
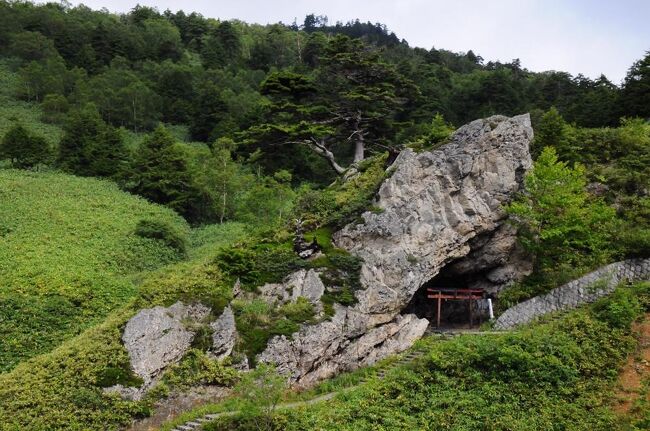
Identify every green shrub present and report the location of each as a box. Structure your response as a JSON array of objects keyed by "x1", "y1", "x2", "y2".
[
  {"x1": 190, "y1": 324, "x2": 214, "y2": 351},
  {"x1": 160, "y1": 349, "x2": 238, "y2": 391},
  {"x1": 215, "y1": 243, "x2": 305, "y2": 290},
  {"x1": 592, "y1": 287, "x2": 642, "y2": 329},
  {"x1": 135, "y1": 219, "x2": 188, "y2": 256},
  {"x1": 280, "y1": 297, "x2": 315, "y2": 324}
]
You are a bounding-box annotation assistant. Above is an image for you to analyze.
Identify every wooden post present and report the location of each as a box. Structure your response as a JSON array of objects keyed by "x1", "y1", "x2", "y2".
[
  {"x1": 437, "y1": 294, "x2": 442, "y2": 328},
  {"x1": 469, "y1": 298, "x2": 473, "y2": 328}
]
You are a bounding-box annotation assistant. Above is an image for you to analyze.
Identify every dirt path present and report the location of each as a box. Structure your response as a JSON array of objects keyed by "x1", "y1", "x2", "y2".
[{"x1": 613, "y1": 313, "x2": 650, "y2": 418}]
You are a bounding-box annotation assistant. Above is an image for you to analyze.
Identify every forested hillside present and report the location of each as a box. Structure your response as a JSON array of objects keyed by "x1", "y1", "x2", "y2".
[{"x1": 0, "y1": 1, "x2": 648, "y2": 225}]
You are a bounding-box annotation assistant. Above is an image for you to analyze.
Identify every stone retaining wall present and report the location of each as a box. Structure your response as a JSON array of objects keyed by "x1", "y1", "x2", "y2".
[{"x1": 494, "y1": 258, "x2": 650, "y2": 330}]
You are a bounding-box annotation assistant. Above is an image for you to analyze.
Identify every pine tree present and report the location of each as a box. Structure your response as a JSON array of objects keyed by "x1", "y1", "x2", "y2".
[
  {"x1": 1, "y1": 124, "x2": 51, "y2": 169},
  {"x1": 57, "y1": 104, "x2": 127, "y2": 177},
  {"x1": 129, "y1": 125, "x2": 201, "y2": 221}
]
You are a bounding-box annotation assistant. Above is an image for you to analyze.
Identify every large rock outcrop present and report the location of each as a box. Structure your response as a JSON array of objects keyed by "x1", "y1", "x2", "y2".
[
  {"x1": 259, "y1": 114, "x2": 534, "y2": 386},
  {"x1": 122, "y1": 302, "x2": 210, "y2": 387},
  {"x1": 107, "y1": 302, "x2": 238, "y2": 400}
]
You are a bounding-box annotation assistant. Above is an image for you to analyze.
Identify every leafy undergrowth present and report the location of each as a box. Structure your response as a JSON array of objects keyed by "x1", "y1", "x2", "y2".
[
  {"x1": 0, "y1": 219, "x2": 249, "y2": 431},
  {"x1": 0, "y1": 170, "x2": 188, "y2": 372},
  {"x1": 206, "y1": 283, "x2": 650, "y2": 431}
]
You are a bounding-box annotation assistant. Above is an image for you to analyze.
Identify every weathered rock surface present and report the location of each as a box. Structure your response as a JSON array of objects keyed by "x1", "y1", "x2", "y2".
[
  {"x1": 260, "y1": 114, "x2": 534, "y2": 386},
  {"x1": 123, "y1": 302, "x2": 209, "y2": 386},
  {"x1": 106, "y1": 301, "x2": 210, "y2": 400},
  {"x1": 495, "y1": 258, "x2": 650, "y2": 329},
  {"x1": 258, "y1": 269, "x2": 325, "y2": 308},
  {"x1": 209, "y1": 306, "x2": 237, "y2": 360}
]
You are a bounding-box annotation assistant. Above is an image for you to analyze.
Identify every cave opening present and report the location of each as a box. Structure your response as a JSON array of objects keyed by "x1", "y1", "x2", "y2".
[{"x1": 404, "y1": 261, "x2": 491, "y2": 330}]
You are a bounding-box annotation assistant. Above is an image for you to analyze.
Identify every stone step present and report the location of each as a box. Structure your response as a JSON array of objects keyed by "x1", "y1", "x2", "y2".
[{"x1": 187, "y1": 422, "x2": 202, "y2": 427}]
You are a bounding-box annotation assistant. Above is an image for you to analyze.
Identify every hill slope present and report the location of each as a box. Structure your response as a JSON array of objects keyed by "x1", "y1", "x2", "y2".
[{"x1": 0, "y1": 170, "x2": 188, "y2": 371}]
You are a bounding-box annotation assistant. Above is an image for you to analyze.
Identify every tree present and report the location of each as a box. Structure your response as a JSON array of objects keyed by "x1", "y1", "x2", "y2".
[
  {"x1": 318, "y1": 35, "x2": 417, "y2": 163},
  {"x1": 57, "y1": 104, "x2": 127, "y2": 177},
  {"x1": 532, "y1": 107, "x2": 569, "y2": 158},
  {"x1": 233, "y1": 364, "x2": 286, "y2": 431},
  {"x1": 620, "y1": 51, "x2": 650, "y2": 119},
  {"x1": 189, "y1": 78, "x2": 229, "y2": 142},
  {"x1": 193, "y1": 137, "x2": 252, "y2": 223},
  {"x1": 200, "y1": 21, "x2": 241, "y2": 69},
  {"x1": 78, "y1": 59, "x2": 161, "y2": 131},
  {"x1": 248, "y1": 36, "x2": 417, "y2": 176},
  {"x1": 9, "y1": 31, "x2": 57, "y2": 62},
  {"x1": 1, "y1": 124, "x2": 51, "y2": 169},
  {"x1": 507, "y1": 147, "x2": 619, "y2": 282},
  {"x1": 141, "y1": 18, "x2": 182, "y2": 61},
  {"x1": 128, "y1": 125, "x2": 202, "y2": 221}
]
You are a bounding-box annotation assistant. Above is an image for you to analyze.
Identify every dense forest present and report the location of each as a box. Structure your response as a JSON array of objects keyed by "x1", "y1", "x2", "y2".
[
  {"x1": 0, "y1": 2, "x2": 649, "y2": 430},
  {"x1": 0, "y1": 1, "x2": 648, "y2": 225}
]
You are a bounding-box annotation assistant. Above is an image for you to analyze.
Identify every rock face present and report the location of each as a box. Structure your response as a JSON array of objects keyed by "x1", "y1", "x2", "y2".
[
  {"x1": 260, "y1": 114, "x2": 534, "y2": 386},
  {"x1": 210, "y1": 307, "x2": 237, "y2": 360},
  {"x1": 258, "y1": 269, "x2": 326, "y2": 309},
  {"x1": 106, "y1": 302, "x2": 211, "y2": 400},
  {"x1": 495, "y1": 258, "x2": 650, "y2": 329},
  {"x1": 122, "y1": 302, "x2": 210, "y2": 387}
]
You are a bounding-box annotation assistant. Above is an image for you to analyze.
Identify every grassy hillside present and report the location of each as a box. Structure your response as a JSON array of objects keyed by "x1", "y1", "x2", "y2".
[
  {"x1": 0, "y1": 170, "x2": 188, "y2": 371},
  {"x1": 203, "y1": 283, "x2": 650, "y2": 431}
]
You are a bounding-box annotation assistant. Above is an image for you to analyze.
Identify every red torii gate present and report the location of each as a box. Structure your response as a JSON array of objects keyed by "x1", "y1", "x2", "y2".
[{"x1": 427, "y1": 287, "x2": 485, "y2": 328}]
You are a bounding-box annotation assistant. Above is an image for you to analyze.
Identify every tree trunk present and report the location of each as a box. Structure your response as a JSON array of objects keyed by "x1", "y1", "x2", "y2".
[
  {"x1": 352, "y1": 115, "x2": 365, "y2": 163},
  {"x1": 353, "y1": 136, "x2": 364, "y2": 163},
  {"x1": 307, "y1": 139, "x2": 346, "y2": 174}
]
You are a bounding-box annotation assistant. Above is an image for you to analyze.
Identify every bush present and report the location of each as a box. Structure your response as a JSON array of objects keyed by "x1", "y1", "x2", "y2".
[
  {"x1": 215, "y1": 243, "x2": 305, "y2": 290},
  {"x1": 592, "y1": 287, "x2": 643, "y2": 329},
  {"x1": 135, "y1": 219, "x2": 188, "y2": 256}
]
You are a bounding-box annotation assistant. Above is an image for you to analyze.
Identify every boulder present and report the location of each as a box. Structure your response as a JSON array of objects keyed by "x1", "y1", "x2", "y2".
[
  {"x1": 122, "y1": 302, "x2": 209, "y2": 385},
  {"x1": 107, "y1": 301, "x2": 210, "y2": 400},
  {"x1": 259, "y1": 114, "x2": 534, "y2": 386}
]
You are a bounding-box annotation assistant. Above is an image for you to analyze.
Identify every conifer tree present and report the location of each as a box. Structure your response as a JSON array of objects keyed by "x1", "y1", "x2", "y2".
[{"x1": 1, "y1": 124, "x2": 51, "y2": 169}]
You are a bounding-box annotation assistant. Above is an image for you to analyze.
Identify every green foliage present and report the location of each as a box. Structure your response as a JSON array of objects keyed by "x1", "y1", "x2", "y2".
[
  {"x1": 57, "y1": 104, "x2": 128, "y2": 178},
  {"x1": 226, "y1": 364, "x2": 287, "y2": 431},
  {"x1": 232, "y1": 296, "x2": 316, "y2": 362},
  {"x1": 507, "y1": 147, "x2": 620, "y2": 292},
  {"x1": 127, "y1": 125, "x2": 204, "y2": 222},
  {"x1": 592, "y1": 287, "x2": 643, "y2": 329},
  {"x1": 0, "y1": 170, "x2": 187, "y2": 372},
  {"x1": 295, "y1": 153, "x2": 389, "y2": 230},
  {"x1": 40, "y1": 93, "x2": 69, "y2": 123},
  {"x1": 215, "y1": 243, "x2": 305, "y2": 290},
  {"x1": 621, "y1": 51, "x2": 650, "y2": 119},
  {"x1": 279, "y1": 297, "x2": 316, "y2": 324},
  {"x1": 135, "y1": 219, "x2": 188, "y2": 256},
  {"x1": 159, "y1": 349, "x2": 238, "y2": 391},
  {"x1": 405, "y1": 113, "x2": 455, "y2": 152},
  {"x1": 1, "y1": 122, "x2": 51, "y2": 168},
  {"x1": 532, "y1": 106, "x2": 569, "y2": 157}
]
